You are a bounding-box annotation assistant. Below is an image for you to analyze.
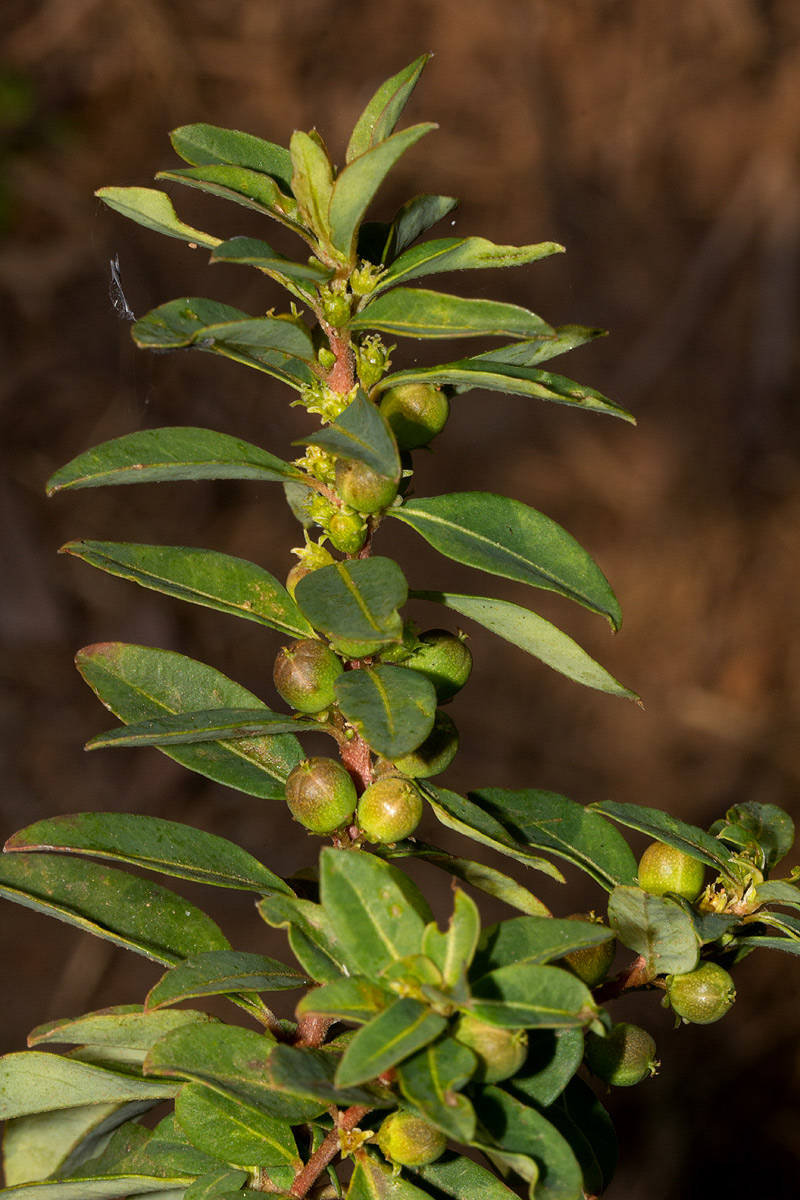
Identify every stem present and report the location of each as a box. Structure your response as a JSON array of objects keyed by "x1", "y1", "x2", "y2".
[
  {"x1": 324, "y1": 326, "x2": 356, "y2": 396},
  {"x1": 289, "y1": 1105, "x2": 372, "y2": 1199},
  {"x1": 593, "y1": 954, "x2": 657, "y2": 1004},
  {"x1": 293, "y1": 1012, "x2": 337, "y2": 1048}
]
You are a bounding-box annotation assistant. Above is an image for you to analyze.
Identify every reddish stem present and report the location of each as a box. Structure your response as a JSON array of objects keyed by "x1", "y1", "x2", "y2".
[
  {"x1": 289, "y1": 1104, "x2": 372, "y2": 1198},
  {"x1": 292, "y1": 1012, "x2": 337, "y2": 1048},
  {"x1": 593, "y1": 954, "x2": 657, "y2": 1004}
]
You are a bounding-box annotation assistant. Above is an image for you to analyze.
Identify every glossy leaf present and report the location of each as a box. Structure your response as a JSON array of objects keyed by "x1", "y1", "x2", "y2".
[
  {"x1": 469, "y1": 964, "x2": 594, "y2": 1029},
  {"x1": 319, "y1": 847, "x2": 431, "y2": 980},
  {"x1": 592, "y1": 800, "x2": 734, "y2": 872},
  {"x1": 156, "y1": 165, "x2": 303, "y2": 234},
  {"x1": 257, "y1": 893, "x2": 359, "y2": 982},
  {"x1": 351, "y1": 288, "x2": 554, "y2": 340},
  {"x1": 96, "y1": 187, "x2": 220, "y2": 248},
  {"x1": 376, "y1": 237, "x2": 562, "y2": 291},
  {"x1": 422, "y1": 889, "x2": 480, "y2": 988},
  {"x1": 510, "y1": 1029, "x2": 584, "y2": 1108},
  {"x1": 0, "y1": 853, "x2": 228, "y2": 965},
  {"x1": 85, "y1": 708, "x2": 324, "y2": 751},
  {"x1": 169, "y1": 123, "x2": 294, "y2": 190},
  {"x1": 347, "y1": 55, "x2": 430, "y2": 161},
  {"x1": 132, "y1": 297, "x2": 314, "y2": 360},
  {"x1": 175, "y1": 1082, "x2": 300, "y2": 1172},
  {"x1": 556, "y1": 1077, "x2": 618, "y2": 1195},
  {"x1": 410, "y1": 591, "x2": 637, "y2": 698},
  {"x1": 475, "y1": 1087, "x2": 584, "y2": 1200},
  {"x1": 147, "y1": 951, "x2": 309, "y2": 1009},
  {"x1": 334, "y1": 665, "x2": 437, "y2": 758},
  {"x1": 359, "y1": 194, "x2": 460, "y2": 266},
  {"x1": 462, "y1": 326, "x2": 606, "y2": 368},
  {"x1": 412, "y1": 1152, "x2": 520, "y2": 1200},
  {"x1": 296, "y1": 977, "x2": 391, "y2": 1023},
  {"x1": 607, "y1": 886, "x2": 699, "y2": 975},
  {"x1": 29, "y1": 1007, "x2": 213, "y2": 1051},
  {"x1": 0, "y1": 1052, "x2": 176, "y2": 1121},
  {"x1": 385, "y1": 844, "x2": 552, "y2": 915},
  {"x1": 61, "y1": 541, "x2": 314, "y2": 639},
  {"x1": 294, "y1": 557, "x2": 407, "y2": 648},
  {"x1": 470, "y1": 789, "x2": 639, "y2": 890},
  {"x1": 76, "y1": 643, "x2": 303, "y2": 799},
  {"x1": 212, "y1": 235, "x2": 334, "y2": 282},
  {"x1": 296, "y1": 388, "x2": 401, "y2": 481},
  {"x1": 474, "y1": 916, "x2": 615, "y2": 976},
  {"x1": 47, "y1": 428, "x2": 302, "y2": 495},
  {"x1": 290, "y1": 131, "x2": 334, "y2": 245},
  {"x1": 330, "y1": 124, "x2": 436, "y2": 258},
  {"x1": 396, "y1": 1036, "x2": 476, "y2": 1140},
  {"x1": 7, "y1": 813, "x2": 292, "y2": 895},
  {"x1": 392, "y1": 493, "x2": 622, "y2": 629},
  {"x1": 335, "y1": 997, "x2": 447, "y2": 1087}
]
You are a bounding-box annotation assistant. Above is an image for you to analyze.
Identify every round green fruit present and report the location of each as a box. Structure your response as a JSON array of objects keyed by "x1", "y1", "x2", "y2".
[
  {"x1": 327, "y1": 509, "x2": 367, "y2": 554},
  {"x1": 357, "y1": 777, "x2": 423, "y2": 843},
  {"x1": 584, "y1": 1022, "x2": 658, "y2": 1087},
  {"x1": 379, "y1": 383, "x2": 450, "y2": 450},
  {"x1": 666, "y1": 962, "x2": 736, "y2": 1025},
  {"x1": 562, "y1": 914, "x2": 616, "y2": 987},
  {"x1": 273, "y1": 639, "x2": 343, "y2": 714},
  {"x1": 284, "y1": 758, "x2": 357, "y2": 834},
  {"x1": 377, "y1": 1111, "x2": 447, "y2": 1168},
  {"x1": 391, "y1": 711, "x2": 459, "y2": 778},
  {"x1": 334, "y1": 459, "x2": 398, "y2": 514},
  {"x1": 453, "y1": 1013, "x2": 528, "y2": 1084},
  {"x1": 638, "y1": 841, "x2": 705, "y2": 902},
  {"x1": 404, "y1": 629, "x2": 473, "y2": 703}
]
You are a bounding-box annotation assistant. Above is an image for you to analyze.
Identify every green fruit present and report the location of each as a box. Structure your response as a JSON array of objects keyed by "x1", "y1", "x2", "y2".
[
  {"x1": 666, "y1": 962, "x2": 736, "y2": 1025},
  {"x1": 357, "y1": 777, "x2": 423, "y2": 843},
  {"x1": 638, "y1": 841, "x2": 705, "y2": 902},
  {"x1": 379, "y1": 383, "x2": 450, "y2": 450},
  {"x1": 334, "y1": 459, "x2": 398, "y2": 514},
  {"x1": 453, "y1": 1013, "x2": 528, "y2": 1083},
  {"x1": 327, "y1": 509, "x2": 367, "y2": 554},
  {"x1": 330, "y1": 637, "x2": 385, "y2": 660},
  {"x1": 377, "y1": 1111, "x2": 447, "y2": 1168},
  {"x1": 273, "y1": 639, "x2": 343, "y2": 713},
  {"x1": 584, "y1": 1022, "x2": 658, "y2": 1087},
  {"x1": 403, "y1": 629, "x2": 472, "y2": 703},
  {"x1": 284, "y1": 758, "x2": 357, "y2": 834},
  {"x1": 391, "y1": 711, "x2": 459, "y2": 778},
  {"x1": 562, "y1": 914, "x2": 616, "y2": 987}
]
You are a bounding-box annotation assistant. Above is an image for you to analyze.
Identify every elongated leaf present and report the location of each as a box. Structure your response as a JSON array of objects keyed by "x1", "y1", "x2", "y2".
[
  {"x1": 470, "y1": 789, "x2": 639, "y2": 890},
  {"x1": 76, "y1": 643, "x2": 303, "y2": 799},
  {"x1": 290, "y1": 131, "x2": 334, "y2": 245},
  {"x1": 392, "y1": 493, "x2": 621, "y2": 629},
  {"x1": 85, "y1": 708, "x2": 324, "y2": 751},
  {"x1": 7, "y1": 813, "x2": 291, "y2": 895},
  {"x1": 183, "y1": 1169, "x2": 252, "y2": 1199},
  {"x1": 411, "y1": 591, "x2": 637, "y2": 699},
  {"x1": 296, "y1": 977, "x2": 391, "y2": 1023},
  {"x1": 320, "y1": 848, "x2": 431, "y2": 980},
  {"x1": 607, "y1": 886, "x2": 699, "y2": 975},
  {"x1": 257, "y1": 893, "x2": 359, "y2": 981},
  {"x1": 294, "y1": 557, "x2": 407, "y2": 648},
  {"x1": 147, "y1": 951, "x2": 308, "y2": 1009},
  {"x1": 351, "y1": 288, "x2": 554, "y2": 340},
  {"x1": 132, "y1": 297, "x2": 314, "y2": 361},
  {"x1": 347, "y1": 55, "x2": 430, "y2": 161},
  {"x1": 175, "y1": 1083, "x2": 299, "y2": 1174},
  {"x1": 334, "y1": 665, "x2": 436, "y2": 758},
  {"x1": 211, "y1": 236, "x2": 334, "y2": 282},
  {"x1": 359, "y1": 194, "x2": 460, "y2": 266},
  {"x1": 350, "y1": 1157, "x2": 432, "y2": 1200},
  {"x1": 715, "y1": 802, "x2": 795, "y2": 870},
  {"x1": 396, "y1": 1036, "x2": 476, "y2": 1141},
  {"x1": 469, "y1": 328, "x2": 605, "y2": 369},
  {"x1": 170, "y1": 124, "x2": 294, "y2": 191},
  {"x1": 475, "y1": 1088, "x2": 584, "y2": 1200},
  {"x1": 29, "y1": 1007, "x2": 213, "y2": 1051},
  {"x1": 412, "y1": 1152, "x2": 521, "y2": 1200},
  {"x1": 384, "y1": 844, "x2": 551, "y2": 915},
  {"x1": 469, "y1": 964, "x2": 594, "y2": 1029},
  {"x1": 0, "y1": 853, "x2": 228, "y2": 965},
  {"x1": 96, "y1": 187, "x2": 220, "y2": 248},
  {"x1": 592, "y1": 800, "x2": 734, "y2": 872},
  {"x1": 47, "y1": 428, "x2": 302, "y2": 495},
  {"x1": 330, "y1": 124, "x2": 436, "y2": 258},
  {"x1": 556, "y1": 1077, "x2": 618, "y2": 1196},
  {"x1": 510, "y1": 1029, "x2": 584, "y2": 1108},
  {"x1": 157, "y1": 164, "x2": 302, "y2": 230},
  {"x1": 474, "y1": 916, "x2": 615, "y2": 976},
  {"x1": 734, "y1": 934, "x2": 800, "y2": 956},
  {"x1": 754, "y1": 880, "x2": 800, "y2": 911},
  {"x1": 335, "y1": 997, "x2": 447, "y2": 1087},
  {"x1": 422, "y1": 889, "x2": 480, "y2": 988},
  {"x1": 0, "y1": 1175, "x2": 191, "y2": 1198},
  {"x1": 297, "y1": 389, "x2": 401, "y2": 481},
  {"x1": 376, "y1": 237, "x2": 562, "y2": 291},
  {"x1": 0, "y1": 1052, "x2": 176, "y2": 1121}
]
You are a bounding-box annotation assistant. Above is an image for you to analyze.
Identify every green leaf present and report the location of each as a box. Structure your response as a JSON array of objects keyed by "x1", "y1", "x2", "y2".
[
  {"x1": 468, "y1": 328, "x2": 605, "y2": 369},
  {"x1": 607, "y1": 886, "x2": 699, "y2": 975},
  {"x1": 296, "y1": 977, "x2": 391, "y2": 1023},
  {"x1": 170, "y1": 123, "x2": 294, "y2": 191},
  {"x1": 388, "y1": 845, "x2": 551, "y2": 916},
  {"x1": 556, "y1": 1077, "x2": 617, "y2": 1195},
  {"x1": 85, "y1": 708, "x2": 324, "y2": 751},
  {"x1": 294, "y1": 557, "x2": 407, "y2": 649},
  {"x1": 754, "y1": 880, "x2": 800, "y2": 911},
  {"x1": 330, "y1": 124, "x2": 437, "y2": 259},
  {"x1": 157, "y1": 165, "x2": 303, "y2": 235},
  {"x1": 734, "y1": 934, "x2": 800, "y2": 956},
  {"x1": 183, "y1": 1170, "x2": 252, "y2": 1200},
  {"x1": 29, "y1": 1007, "x2": 213, "y2": 1051},
  {"x1": 422, "y1": 889, "x2": 480, "y2": 988},
  {"x1": 335, "y1": 997, "x2": 447, "y2": 1087},
  {"x1": 334, "y1": 665, "x2": 437, "y2": 759},
  {"x1": 95, "y1": 187, "x2": 220, "y2": 248},
  {"x1": 0, "y1": 853, "x2": 229, "y2": 965},
  {"x1": 411, "y1": 1152, "x2": 520, "y2": 1200},
  {"x1": 211, "y1": 235, "x2": 334, "y2": 282},
  {"x1": 351, "y1": 288, "x2": 554, "y2": 340},
  {"x1": 176, "y1": 1083, "x2": 300, "y2": 1175},
  {"x1": 359, "y1": 194, "x2": 460, "y2": 266},
  {"x1": 0, "y1": 1176, "x2": 191, "y2": 1198},
  {"x1": 475, "y1": 1087, "x2": 584, "y2": 1200},
  {"x1": 410, "y1": 591, "x2": 637, "y2": 699},
  {"x1": 510, "y1": 1029, "x2": 584, "y2": 1108},
  {"x1": 47, "y1": 428, "x2": 302, "y2": 495},
  {"x1": 349, "y1": 1157, "x2": 431, "y2": 1200},
  {"x1": 147, "y1": 951, "x2": 309, "y2": 1010},
  {"x1": 320, "y1": 847, "x2": 431, "y2": 980},
  {"x1": 591, "y1": 800, "x2": 734, "y2": 872},
  {"x1": 75, "y1": 643, "x2": 303, "y2": 800},
  {"x1": 469, "y1": 789, "x2": 639, "y2": 890},
  {"x1": 257, "y1": 893, "x2": 359, "y2": 981},
  {"x1": 716, "y1": 802, "x2": 795, "y2": 870},
  {"x1": 296, "y1": 389, "x2": 401, "y2": 481},
  {"x1": 7, "y1": 813, "x2": 292, "y2": 895},
  {"x1": 469, "y1": 964, "x2": 594, "y2": 1029},
  {"x1": 0, "y1": 1052, "x2": 176, "y2": 1121},
  {"x1": 132, "y1": 297, "x2": 314, "y2": 360},
  {"x1": 347, "y1": 55, "x2": 430, "y2": 161},
  {"x1": 61, "y1": 541, "x2": 314, "y2": 639},
  {"x1": 396, "y1": 1036, "x2": 476, "y2": 1141},
  {"x1": 376, "y1": 237, "x2": 563, "y2": 291},
  {"x1": 474, "y1": 916, "x2": 615, "y2": 976},
  {"x1": 290, "y1": 131, "x2": 335, "y2": 246},
  {"x1": 391, "y1": 493, "x2": 622, "y2": 630}
]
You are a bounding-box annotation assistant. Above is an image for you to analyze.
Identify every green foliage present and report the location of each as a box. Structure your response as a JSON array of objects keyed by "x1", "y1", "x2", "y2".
[{"x1": 1, "y1": 55, "x2": 797, "y2": 1200}]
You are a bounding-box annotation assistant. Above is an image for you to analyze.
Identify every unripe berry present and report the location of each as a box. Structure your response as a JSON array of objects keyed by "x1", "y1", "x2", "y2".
[
  {"x1": 453, "y1": 1013, "x2": 528, "y2": 1083},
  {"x1": 357, "y1": 777, "x2": 423, "y2": 843},
  {"x1": 666, "y1": 962, "x2": 736, "y2": 1025},
  {"x1": 379, "y1": 383, "x2": 450, "y2": 450},
  {"x1": 273, "y1": 639, "x2": 343, "y2": 713},
  {"x1": 327, "y1": 509, "x2": 367, "y2": 554},
  {"x1": 562, "y1": 914, "x2": 616, "y2": 987},
  {"x1": 584, "y1": 1022, "x2": 658, "y2": 1087},
  {"x1": 638, "y1": 841, "x2": 705, "y2": 902},
  {"x1": 284, "y1": 757, "x2": 357, "y2": 834},
  {"x1": 377, "y1": 1111, "x2": 447, "y2": 1168},
  {"x1": 403, "y1": 629, "x2": 472, "y2": 703},
  {"x1": 391, "y1": 711, "x2": 459, "y2": 778},
  {"x1": 334, "y1": 459, "x2": 398, "y2": 514}
]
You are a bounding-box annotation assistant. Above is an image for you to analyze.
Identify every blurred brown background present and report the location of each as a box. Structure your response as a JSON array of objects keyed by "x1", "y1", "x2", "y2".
[{"x1": 2, "y1": 2, "x2": 800, "y2": 1197}]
